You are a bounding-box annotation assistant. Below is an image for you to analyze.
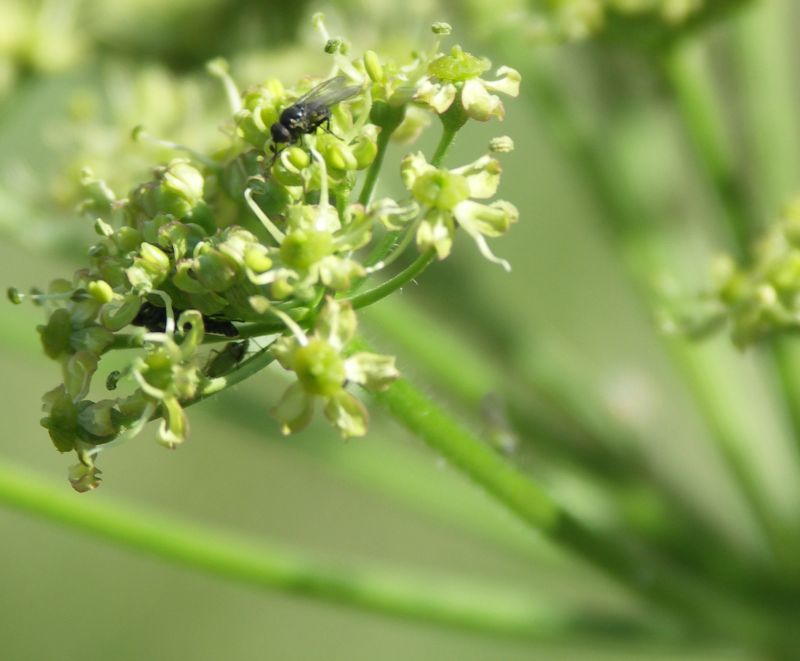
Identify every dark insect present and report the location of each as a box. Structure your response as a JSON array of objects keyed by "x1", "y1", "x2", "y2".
[
  {"x1": 132, "y1": 301, "x2": 239, "y2": 337},
  {"x1": 204, "y1": 340, "x2": 249, "y2": 378},
  {"x1": 270, "y1": 75, "x2": 362, "y2": 147}
]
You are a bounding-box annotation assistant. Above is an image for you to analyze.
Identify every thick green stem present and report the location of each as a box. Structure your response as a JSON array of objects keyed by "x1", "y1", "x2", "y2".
[
  {"x1": 359, "y1": 342, "x2": 777, "y2": 643},
  {"x1": 0, "y1": 462, "x2": 648, "y2": 641},
  {"x1": 361, "y1": 297, "x2": 794, "y2": 605}
]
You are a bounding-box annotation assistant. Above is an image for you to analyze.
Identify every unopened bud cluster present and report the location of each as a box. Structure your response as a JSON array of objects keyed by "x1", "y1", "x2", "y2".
[
  {"x1": 703, "y1": 198, "x2": 800, "y2": 348},
  {"x1": 14, "y1": 19, "x2": 521, "y2": 491},
  {"x1": 465, "y1": 0, "x2": 711, "y2": 44}
]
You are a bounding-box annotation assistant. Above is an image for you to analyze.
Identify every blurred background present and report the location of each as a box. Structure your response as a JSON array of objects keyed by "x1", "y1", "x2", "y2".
[{"x1": 1, "y1": 0, "x2": 799, "y2": 658}]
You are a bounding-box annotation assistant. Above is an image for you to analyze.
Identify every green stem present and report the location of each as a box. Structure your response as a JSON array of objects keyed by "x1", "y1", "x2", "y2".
[
  {"x1": 359, "y1": 343, "x2": 777, "y2": 643},
  {"x1": 358, "y1": 123, "x2": 393, "y2": 206},
  {"x1": 521, "y1": 59, "x2": 784, "y2": 561},
  {"x1": 361, "y1": 297, "x2": 794, "y2": 605},
  {"x1": 0, "y1": 461, "x2": 650, "y2": 641},
  {"x1": 430, "y1": 124, "x2": 459, "y2": 168},
  {"x1": 346, "y1": 250, "x2": 435, "y2": 309},
  {"x1": 660, "y1": 35, "x2": 800, "y2": 559},
  {"x1": 730, "y1": 0, "x2": 800, "y2": 216},
  {"x1": 659, "y1": 39, "x2": 756, "y2": 261},
  {"x1": 730, "y1": 1, "x2": 800, "y2": 512},
  {"x1": 0, "y1": 466, "x2": 624, "y2": 638}
]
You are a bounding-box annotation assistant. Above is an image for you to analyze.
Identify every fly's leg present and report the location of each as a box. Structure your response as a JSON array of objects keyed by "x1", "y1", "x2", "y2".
[{"x1": 322, "y1": 118, "x2": 343, "y2": 141}]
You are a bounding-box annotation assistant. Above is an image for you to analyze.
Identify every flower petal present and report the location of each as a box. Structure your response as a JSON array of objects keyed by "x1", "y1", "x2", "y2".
[
  {"x1": 270, "y1": 334, "x2": 301, "y2": 370},
  {"x1": 344, "y1": 352, "x2": 400, "y2": 391},
  {"x1": 461, "y1": 80, "x2": 505, "y2": 122},
  {"x1": 401, "y1": 152, "x2": 436, "y2": 191},
  {"x1": 416, "y1": 212, "x2": 455, "y2": 261},
  {"x1": 316, "y1": 298, "x2": 357, "y2": 350},
  {"x1": 453, "y1": 200, "x2": 518, "y2": 271},
  {"x1": 484, "y1": 66, "x2": 521, "y2": 97},
  {"x1": 323, "y1": 390, "x2": 369, "y2": 438},
  {"x1": 414, "y1": 77, "x2": 457, "y2": 114},
  {"x1": 451, "y1": 155, "x2": 501, "y2": 199},
  {"x1": 271, "y1": 381, "x2": 314, "y2": 435},
  {"x1": 318, "y1": 256, "x2": 365, "y2": 291}
]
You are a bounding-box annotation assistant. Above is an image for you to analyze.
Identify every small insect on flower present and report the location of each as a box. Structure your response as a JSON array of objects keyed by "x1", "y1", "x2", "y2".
[
  {"x1": 132, "y1": 301, "x2": 239, "y2": 337},
  {"x1": 270, "y1": 75, "x2": 362, "y2": 148},
  {"x1": 204, "y1": 340, "x2": 249, "y2": 378}
]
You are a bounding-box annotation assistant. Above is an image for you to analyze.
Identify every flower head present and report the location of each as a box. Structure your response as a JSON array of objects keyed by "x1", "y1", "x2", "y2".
[
  {"x1": 271, "y1": 298, "x2": 399, "y2": 438},
  {"x1": 414, "y1": 46, "x2": 520, "y2": 122},
  {"x1": 401, "y1": 152, "x2": 518, "y2": 270}
]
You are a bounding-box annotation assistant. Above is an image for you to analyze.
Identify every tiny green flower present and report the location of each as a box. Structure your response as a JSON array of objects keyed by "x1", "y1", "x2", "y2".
[
  {"x1": 415, "y1": 45, "x2": 520, "y2": 122},
  {"x1": 402, "y1": 152, "x2": 518, "y2": 269},
  {"x1": 271, "y1": 298, "x2": 398, "y2": 438}
]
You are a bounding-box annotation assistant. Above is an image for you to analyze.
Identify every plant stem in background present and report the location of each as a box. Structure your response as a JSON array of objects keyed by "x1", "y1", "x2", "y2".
[
  {"x1": 361, "y1": 297, "x2": 795, "y2": 605},
  {"x1": 660, "y1": 33, "x2": 800, "y2": 558},
  {"x1": 0, "y1": 461, "x2": 665, "y2": 643},
  {"x1": 729, "y1": 1, "x2": 800, "y2": 530},
  {"x1": 358, "y1": 338, "x2": 780, "y2": 644},
  {"x1": 518, "y1": 58, "x2": 785, "y2": 561}
]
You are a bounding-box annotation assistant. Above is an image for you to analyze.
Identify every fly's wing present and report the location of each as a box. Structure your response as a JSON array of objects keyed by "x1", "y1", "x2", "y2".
[{"x1": 295, "y1": 75, "x2": 362, "y2": 107}]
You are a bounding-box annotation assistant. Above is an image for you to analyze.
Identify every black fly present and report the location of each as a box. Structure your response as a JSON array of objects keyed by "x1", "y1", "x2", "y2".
[{"x1": 270, "y1": 75, "x2": 361, "y2": 148}]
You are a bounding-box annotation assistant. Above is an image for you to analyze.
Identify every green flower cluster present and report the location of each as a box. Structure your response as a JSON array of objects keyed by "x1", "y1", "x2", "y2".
[
  {"x1": 706, "y1": 198, "x2": 800, "y2": 348},
  {"x1": 12, "y1": 18, "x2": 520, "y2": 491},
  {"x1": 464, "y1": 0, "x2": 740, "y2": 45}
]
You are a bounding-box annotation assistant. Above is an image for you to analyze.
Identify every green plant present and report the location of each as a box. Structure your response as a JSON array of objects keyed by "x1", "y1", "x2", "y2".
[{"x1": 4, "y1": 2, "x2": 800, "y2": 658}]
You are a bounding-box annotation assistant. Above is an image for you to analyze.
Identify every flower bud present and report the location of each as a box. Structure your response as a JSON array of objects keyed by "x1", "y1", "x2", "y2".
[
  {"x1": 195, "y1": 250, "x2": 239, "y2": 292},
  {"x1": 88, "y1": 280, "x2": 114, "y2": 304},
  {"x1": 162, "y1": 160, "x2": 204, "y2": 210},
  {"x1": 63, "y1": 351, "x2": 99, "y2": 401},
  {"x1": 77, "y1": 399, "x2": 121, "y2": 440},
  {"x1": 39, "y1": 308, "x2": 73, "y2": 360},
  {"x1": 7, "y1": 287, "x2": 23, "y2": 304},
  {"x1": 351, "y1": 134, "x2": 378, "y2": 169},
  {"x1": 280, "y1": 230, "x2": 334, "y2": 270},
  {"x1": 68, "y1": 461, "x2": 101, "y2": 493},
  {"x1": 115, "y1": 227, "x2": 143, "y2": 253},
  {"x1": 364, "y1": 50, "x2": 384, "y2": 83},
  {"x1": 293, "y1": 338, "x2": 346, "y2": 396},
  {"x1": 489, "y1": 136, "x2": 515, "y2": 153},
  {"x1": 41, "y1": 387, "x2": 79, "y2": 453},
  {"x1": 431, "y1": 22, "x2": 453, "y2": 35}
]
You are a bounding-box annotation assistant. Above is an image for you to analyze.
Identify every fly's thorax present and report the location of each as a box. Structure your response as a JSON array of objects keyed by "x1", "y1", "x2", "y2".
[{"x1": 281, "y1": 104, "x2": 307, "y2": 128}]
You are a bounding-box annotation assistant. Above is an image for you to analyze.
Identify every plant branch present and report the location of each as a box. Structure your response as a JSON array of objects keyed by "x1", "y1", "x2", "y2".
[
  {"x1": 0, "y1": 461, "x2": 664, "y2": 642},
  {"x1": 358, "y1": 341, "x2": 779, "y2": 643},
  {"x1": 345, "y1": 250, "x2": 435, "y2": 310},
  {"x1": 659, "y1": 35, "x2": 800, "y2": 559},
  {"x1": 519, "y1": 58, "x2": 785, "y2": 561}
]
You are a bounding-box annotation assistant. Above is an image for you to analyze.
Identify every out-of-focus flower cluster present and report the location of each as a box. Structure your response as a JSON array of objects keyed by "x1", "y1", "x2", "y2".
[
  {"x1": 463, "y1": 0, "x2": 737, "y2": 45},
  {"x1": 12, "y1": 19, "x2": 520, "y2": 491},
  {"x1": 705, "y1": 198, "x2": 800, "y2": 348}
]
